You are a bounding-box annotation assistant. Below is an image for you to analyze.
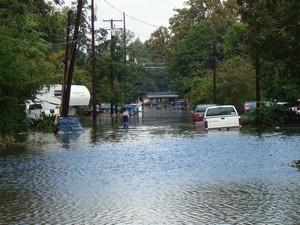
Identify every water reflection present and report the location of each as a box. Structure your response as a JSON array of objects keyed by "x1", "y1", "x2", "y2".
[{"x1": 1, "y1": 106, "x2": 300, "y2": 224}]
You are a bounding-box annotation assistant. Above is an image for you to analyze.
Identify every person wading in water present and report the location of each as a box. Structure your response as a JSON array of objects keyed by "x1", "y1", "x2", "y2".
[{"x1": 122, "y1": 108, "x2": 129, "y2": 129}]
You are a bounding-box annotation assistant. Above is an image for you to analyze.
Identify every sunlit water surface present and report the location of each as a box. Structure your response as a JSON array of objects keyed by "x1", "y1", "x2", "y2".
[{"x1": 1, "y1": 107, "x2": 300, "y2": 224}]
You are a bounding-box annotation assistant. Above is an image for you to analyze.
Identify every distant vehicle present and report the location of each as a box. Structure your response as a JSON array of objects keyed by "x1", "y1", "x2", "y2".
[
  {"x1": 25, "y1": 101, "x2": 44, "y2": 119},
  {"x1": 276, "y1": 102, "x2": 291, "y2": 107},
  {"x1": 204, "y1": 105, "x2": 242, "y2": 131},
  {"x1": 292, "y1": 102, "x2": 300, "y2": 115},
  {"x1": 175, "y1": 101, "x2": 187, "y2": 110},
  {"x1": 128, "y1": 103, "x2": 143, "y2": 112},
  {"x1": 144, "y1": 100, "x2": 157, "y2": 106},
  {"x1": 98, "y1": 102, "x2": 111, "y2": 113},
  {"x1": 120, "y1": 105, "x2": 135, "y2": 115},
  {"x1": 128, "y1": 104, "x2": 139, "y2": 114},
  {"x1": 178, "y1": 98, "x2": 188, "y2": 105},
  {"x1": 242, "y1": 100, "x2": 274, "y2": 113},
  {"x1": 280, "y1": 101, "x2": 300, "y2": 115},
  {"x1": 192, "y1": 104, "x2": 217, "y2": 122}
]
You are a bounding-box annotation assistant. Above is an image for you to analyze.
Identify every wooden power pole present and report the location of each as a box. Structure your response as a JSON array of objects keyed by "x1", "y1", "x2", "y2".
[
  {"x1": 103, "y1": 19, "x2": 122, "y2": 117},
  {"x1": 61, "y1": 0, "x2": 83, "y2": 117},
  {"x1": 91, "y1": 0, "x2": 97, "y2": 122}
]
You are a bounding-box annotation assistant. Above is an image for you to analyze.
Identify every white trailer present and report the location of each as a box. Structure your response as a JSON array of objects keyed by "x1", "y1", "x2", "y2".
[{"x1": 26, "y1": 84, "x2": 90, "y2": 119}]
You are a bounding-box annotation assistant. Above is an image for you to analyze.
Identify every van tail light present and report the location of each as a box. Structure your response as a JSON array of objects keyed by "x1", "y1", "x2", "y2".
[{"x1": 205, "y1": 120, "x2": 208, "y2": 129}]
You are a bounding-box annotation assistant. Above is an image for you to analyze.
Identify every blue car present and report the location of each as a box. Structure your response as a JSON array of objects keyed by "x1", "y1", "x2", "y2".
[
  {"x1": 175, "y1": 101, "x2": 187, "y2": 110},
  {"x1": 120, "y1": 105, "x2": 135, "y2": 115}
]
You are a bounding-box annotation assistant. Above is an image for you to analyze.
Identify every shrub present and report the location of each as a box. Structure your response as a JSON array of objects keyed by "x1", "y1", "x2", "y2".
[
  {"x1": 30, "y1": 116, "x2": 56, "y2": 132},
  {"x1": 241, "y1": 104, "x2": 295, "y2": 127}
]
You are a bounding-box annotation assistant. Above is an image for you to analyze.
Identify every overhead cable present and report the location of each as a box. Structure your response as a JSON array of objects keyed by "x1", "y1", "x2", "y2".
[{"x1": 103, "y1": 0, "x2": 159, "y2": 28}]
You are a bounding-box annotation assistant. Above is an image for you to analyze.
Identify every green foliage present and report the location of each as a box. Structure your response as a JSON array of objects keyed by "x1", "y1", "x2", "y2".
[
  {"x1": 242, "y1": 104, "x2": 295, "y2": 127},
  {"x1": 0, "y1": 0, "x2": 66, "y2": 136},
  {"x1": 145, "y1": 26, "x2": 170, "y2": 60},
  {"x1": 216, "y1": 56, "x2": 255, "y2": 107},
  {"x1": 166, "y1": 0, "x2": 299, "y2": 107},
  {"x1": 223, "y1": 22, "x2": 248, "y2": 59},
  {"x1": 0, "y1": 100, "x2": 29, "y2": 136},
  {"x1": 29, "y1": 116, "x2": 56, "y2": 133},
  {"x1": 75, "y1": 106, "x2": 91, "y2": 117},
  {"x1": 237, "y1": 0, "x2": 300, "y2": 101},
  {"x1": 292, "y1": 160, "x2": 300, "y2": 170},
  {"x1": 168, "y1": 21, "x2": 215, "y2": 78},
  {"x1": 187, "y1": 75, "x2": 213, "y2": 106}
]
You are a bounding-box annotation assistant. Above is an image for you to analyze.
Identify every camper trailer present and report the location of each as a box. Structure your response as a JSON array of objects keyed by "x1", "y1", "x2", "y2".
[{"x1": 26, "y1": 84, "x2": 90, "y2": 119}]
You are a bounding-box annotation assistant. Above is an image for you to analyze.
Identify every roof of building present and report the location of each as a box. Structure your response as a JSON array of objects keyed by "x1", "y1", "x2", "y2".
[{"x1": 147, "y1": 92, "x2": 179, "y2": 98}]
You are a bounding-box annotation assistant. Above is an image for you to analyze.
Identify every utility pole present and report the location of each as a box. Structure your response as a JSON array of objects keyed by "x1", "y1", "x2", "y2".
[
  {"x1": 91, "y1": 0, "x2": 97, "y2": 122},
  {"x1": 123, "y1": 12, "x2": 127, "y2": 104},
  {"x1": 61, "y1": 10, "x2": 71, "y2": 116},
  {"x1": 255, "y1": 55, "x2": 260, "y2": 108},
  {"x1": 61, "y1": 0, "x2": 83, "y2": 117},
  {"x1": 103, "y1": 19, "x2": 122, "y2": 117},
  {"x1": 212, "y1": 40, "x2": 217, "y2": 104}
]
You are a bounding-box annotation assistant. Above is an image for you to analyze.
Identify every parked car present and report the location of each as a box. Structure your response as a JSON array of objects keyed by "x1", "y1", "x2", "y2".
[
  {"x1": 192, "y1": 104, "x2": 217, "y2": 122},
  {"x1": 242, "y1": 100, "x2": 274, "y2": 113},
  {"x1": 175, "y1": 101, "x2": 187, "y2": 110},
  {"x1": 120, "y1": 105, "x2": 135, "y2": 115},
  {"x1": 204, "y1": 105, "x2": 242, "y2": 131},
  {"x1": 292, "y1": 102, "x2": 300, "y2": 115},
  {"x1": 144, "y1": 100, "x2": 157, "y2": 106},
  {"x1": 128, "y1": 104, "x2": 139, "y2": 114}
]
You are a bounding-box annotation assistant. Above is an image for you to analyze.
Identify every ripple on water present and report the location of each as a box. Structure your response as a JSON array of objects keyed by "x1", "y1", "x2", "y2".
[{"x1": 1, "y1": 127, "x2": 300, "y2": 224}]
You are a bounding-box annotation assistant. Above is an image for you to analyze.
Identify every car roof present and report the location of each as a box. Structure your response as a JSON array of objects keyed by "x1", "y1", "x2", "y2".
[
  {"x1": 206, "y1": 105, "x2": 235, "y2": 109},
  {"x1": 195, "y1": 104, "x2": 216, "y2": 111}
]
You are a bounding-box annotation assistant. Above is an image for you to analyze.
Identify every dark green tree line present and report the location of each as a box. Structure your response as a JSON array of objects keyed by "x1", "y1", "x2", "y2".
[
  {"x1": 146, "y1": 0, "x2": 299, "y2": 109},
  {"x1": 0, "y1": 0, "x2": 66, "y2": 136}
]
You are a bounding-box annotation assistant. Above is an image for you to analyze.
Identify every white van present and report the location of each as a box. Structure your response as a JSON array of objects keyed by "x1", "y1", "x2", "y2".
[{"x1": 204, "y1": 105, "x2": 242, "y2": 131}]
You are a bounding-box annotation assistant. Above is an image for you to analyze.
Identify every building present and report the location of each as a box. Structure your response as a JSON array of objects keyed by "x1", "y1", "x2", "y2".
[{"x1": 144, "y1": 92, "x2": 179, "y2": 104}]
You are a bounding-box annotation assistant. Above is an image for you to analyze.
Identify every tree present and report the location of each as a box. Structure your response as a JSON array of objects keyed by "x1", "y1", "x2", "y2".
[
  {"x1": 216, "y1": 56, "x2": 255, "y2": 108},
  {"x1": 237, "y1": 0, "x2": 300, "y2": 102},
  {"x1": 0, "y1": 0, "x2": 60, "y2": 136},
  {"x1": 167, "y1": 0, "x2": 242, "y2": 102},
  {"x1": 145, "y1": 26, "x2": 170, "y2": 60},
  {"x1": 168, "y1": 21, "x2": 215, "y2": 79}
]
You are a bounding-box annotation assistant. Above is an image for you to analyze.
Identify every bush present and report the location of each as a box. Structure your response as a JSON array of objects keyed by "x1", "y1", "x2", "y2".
[
  {"x1": 30, "y1": 116, "x2": 56, "y2": 132},
  {"x1": 241, "y1": 104, "x2": 295, "y2": 127},
  {"x1": 0, "y1": 100, "x2": 29, "y2": 136},
  {"x1": 75, "y1": 106, "x2": 91, "y2": 116},
  {"x1": 292, "y1": 160, "x2": 300, "y2": 170}
]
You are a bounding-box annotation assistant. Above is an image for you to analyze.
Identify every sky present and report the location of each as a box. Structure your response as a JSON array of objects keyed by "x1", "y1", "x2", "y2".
[{"x1": 61, "y1": 0, "x2": 186, "y2": 42}]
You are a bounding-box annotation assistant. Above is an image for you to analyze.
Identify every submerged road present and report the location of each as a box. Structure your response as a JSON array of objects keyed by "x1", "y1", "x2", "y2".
[{"x1": 1, "y1": 106, "x2": 300, "y2": 224}]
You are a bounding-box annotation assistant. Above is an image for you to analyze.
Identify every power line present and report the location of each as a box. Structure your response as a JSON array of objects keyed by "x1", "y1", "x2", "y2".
[{"x1": 103, "y1": 0, "x2": 159, "y2": 28}]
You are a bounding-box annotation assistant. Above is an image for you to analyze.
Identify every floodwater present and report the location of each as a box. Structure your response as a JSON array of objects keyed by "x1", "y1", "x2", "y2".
[{"x1": 1, "y1": 106, "x2": 300, "y2": 224}]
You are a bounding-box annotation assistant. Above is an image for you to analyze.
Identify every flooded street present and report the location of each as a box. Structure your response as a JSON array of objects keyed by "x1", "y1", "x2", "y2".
[{"x1": 1, "y1": 107, "x2": 300, "y2": 224}]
